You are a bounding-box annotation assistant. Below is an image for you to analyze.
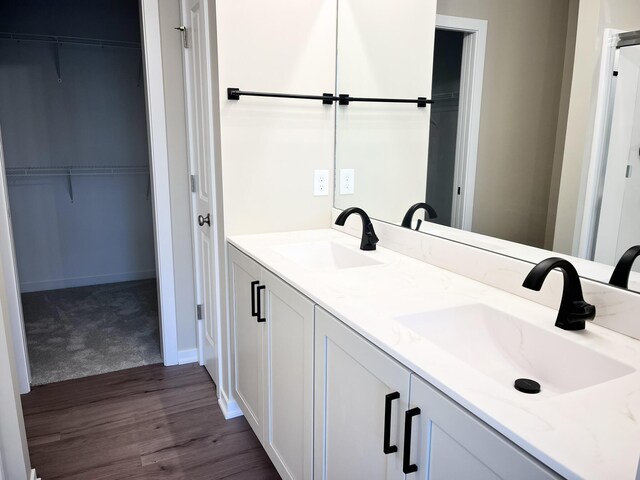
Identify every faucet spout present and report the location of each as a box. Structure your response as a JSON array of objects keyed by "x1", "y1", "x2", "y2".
[
  {"x1": 401, "y1": 202, "x2": 438, "y2": 230},
  {"x1": 609, "y1": 245, "x2": 640, "y2": 289},
  {"x1": 522, "y1": 257, "x2": 596, "y2": 331},
  {"x1": 335, "y1": 207, "x2": 379, "y2": 251}
]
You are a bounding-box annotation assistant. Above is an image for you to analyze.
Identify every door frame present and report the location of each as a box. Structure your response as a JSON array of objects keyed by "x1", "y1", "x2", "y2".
[
  {"x1": 139, "y1": 0, "x2": 181, "y2": 367},
  {"x1": 0, "y1": 0, "x2": 186, "y2": 392},
  {"x1": 577, "y1": 28, "x2": 624, "y2": 259},
  {"x1": 435, "y1": 15, "x2": 487, "y2": 231}
]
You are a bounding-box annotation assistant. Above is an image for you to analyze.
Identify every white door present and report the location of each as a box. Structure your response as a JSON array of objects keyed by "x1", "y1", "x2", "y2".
[
  {"x1": 0, "y1": 126, "x2": 30, "y2": 393},
  {"x1": 314, "y1": 307, "x2": 410, "y2": 480},
  {"x1": 182, "y1": 0, "x2": 220, "y2": 383},
  {"x1": 614, "y1": 45, "x2": 640, "y2": 263},
  {"x1": 595, "y1": 45, "x2": 640, "y2": 265}
]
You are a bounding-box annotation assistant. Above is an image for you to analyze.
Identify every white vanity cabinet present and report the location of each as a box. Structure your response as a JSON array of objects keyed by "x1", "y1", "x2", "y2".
[
  {"x1": 229, "y1": 246, "x2": 314, "y2": 480},
  {"x1": 314, "y1": 307, "x2": 411, "y2": 480},
  {"x1": 407, "y1": 375, "x2": 559, "y2": 480},
  {"x1": 229, "y1": 245, "x2": 263, "y2": 436},
  {"x1": 314, "y1": 307, "x2": 560, "y2": 480}
]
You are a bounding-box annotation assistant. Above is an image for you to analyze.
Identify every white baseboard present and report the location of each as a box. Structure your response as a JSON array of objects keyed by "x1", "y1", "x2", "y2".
[
  {"x1": 20, "y1": 270, "x2": 157, "y2": 293},
  {"x1": 30, "y1": 468, "x2": 39, "y2": 480},
  {"x1": 218, "y1": 393, "x2": 243, "y2": 420},
  {"x1": 177, "y1": 348, "x2": 198, "y2": 365}
]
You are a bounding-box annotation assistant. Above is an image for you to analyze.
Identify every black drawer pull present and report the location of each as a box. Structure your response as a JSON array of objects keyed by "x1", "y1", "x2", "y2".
[
  {"x1": 256, "y1": 285, "x2": 266, "y2": 323},
  {"x1": 250, "y1": 280, "x2": 259, "y2": 317},
  {"x1": 383, "y1": 392, "x2": 400, "y2": 454},
  {"x1": 403, "y1": 407, "x2": 421, "y2": 474}
]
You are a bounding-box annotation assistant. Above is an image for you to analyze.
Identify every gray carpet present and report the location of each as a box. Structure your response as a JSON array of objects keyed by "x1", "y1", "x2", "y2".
[{"x1": 21, "y1": 279, "x2": 162, "y2": 386}]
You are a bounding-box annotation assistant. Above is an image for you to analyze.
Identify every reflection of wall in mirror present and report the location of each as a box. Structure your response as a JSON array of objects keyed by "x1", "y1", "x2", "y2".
[
  {"x1": 554, "y1": 0, "x2": 640, "y2": 255},
  {"x1": 334, "y1": 0, "x2": 436, "y2": 224},
  {"x1": 436, "y1": 0, "x2": 574, "y2": 249}
]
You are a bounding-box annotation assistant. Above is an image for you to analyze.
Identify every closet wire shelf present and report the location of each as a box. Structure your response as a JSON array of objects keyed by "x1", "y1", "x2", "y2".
[
  {"x1": 6, "y1": 166, "x2": 149, "y2": 177},
  {"x1": 6, "y1": 166, "x2": 151, "y2": 203},
  {"x1": 0, "y1": 32, "x2": 141, "y2": 50}
]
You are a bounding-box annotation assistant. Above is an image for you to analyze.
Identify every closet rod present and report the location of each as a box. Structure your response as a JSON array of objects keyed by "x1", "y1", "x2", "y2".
[
  {"x1": 227, "y1": 88, "x2": 433, "y2": 107},
  {"x1": 0, "y1": 32, "x2": 141, "y2": 50}
]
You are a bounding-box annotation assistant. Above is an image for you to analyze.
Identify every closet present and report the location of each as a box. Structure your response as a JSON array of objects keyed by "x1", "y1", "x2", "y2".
[{"x1": 0, "y1": 0, "x2": 159, "y2": 385}]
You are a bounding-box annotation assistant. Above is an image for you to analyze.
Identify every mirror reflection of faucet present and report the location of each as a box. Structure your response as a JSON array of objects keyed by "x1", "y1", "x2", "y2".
[
  {"x1": 335, "y1": 207, "x2": 379, "y2": 251},
  {"x1": 522, "y1": 257, "x2": 596, "y2": 331},
  {"x1": 609, "y1": 245, "x2": 640, "y2": 289},
  {"x1": 401, "y1": 203, "x2": 438, "y2": 231}
]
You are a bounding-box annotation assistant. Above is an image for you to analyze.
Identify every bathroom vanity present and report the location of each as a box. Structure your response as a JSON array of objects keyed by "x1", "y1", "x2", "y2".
[{"x1": 226, "y1": 228, "x2": 640, "y2": 480}]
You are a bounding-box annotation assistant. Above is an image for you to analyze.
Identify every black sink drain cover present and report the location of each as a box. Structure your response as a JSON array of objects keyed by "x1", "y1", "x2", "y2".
[{"x1": 514, "y1": 378, "x2": 541, "y2": 394}]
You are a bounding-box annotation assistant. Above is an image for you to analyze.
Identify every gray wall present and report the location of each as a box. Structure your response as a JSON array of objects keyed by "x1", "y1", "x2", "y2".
[{"x1": 0, "y1": 0, "x2": 156, "y2": 291}]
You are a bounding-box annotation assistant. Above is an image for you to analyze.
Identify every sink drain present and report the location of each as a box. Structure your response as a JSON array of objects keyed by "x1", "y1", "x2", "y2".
[{"x1": 514, "y1": 378, "x2": 541, "y2": 394}]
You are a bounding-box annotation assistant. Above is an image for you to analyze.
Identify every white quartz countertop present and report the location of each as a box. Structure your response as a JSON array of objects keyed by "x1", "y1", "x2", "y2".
[{"x1": 228, "y1": 229, "x2": 640, "y2": 480}]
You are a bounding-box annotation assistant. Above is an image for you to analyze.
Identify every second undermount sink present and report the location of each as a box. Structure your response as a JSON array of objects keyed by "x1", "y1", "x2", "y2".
[
  {"x1": 396, "y1": 304, "x2": 634, "y2": 396},
  {"x1": 272, "y1": 241, "x2": 383, "y2": 271}
]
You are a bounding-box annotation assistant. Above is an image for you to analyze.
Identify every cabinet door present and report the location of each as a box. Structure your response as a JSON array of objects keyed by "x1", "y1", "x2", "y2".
[
  {"x1": 408, "y1": 374, "x2": 559, "y2": 480},
  {"x1": 229, "y1": 246, "x2": 264, "y2": 438},
  {"x1": 262, "y1": 269, "x2": 314, "y2": 480},
  {"x1": 314, "y1": 307, "x2": 410, "y2": 480}
]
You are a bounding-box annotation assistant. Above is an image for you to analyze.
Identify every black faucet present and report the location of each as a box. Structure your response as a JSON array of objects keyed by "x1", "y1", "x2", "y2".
[
  {"x1": 522, "y1": 257, "x2": 596, "y2": 331},
  {"x1": 335, "y1": 207, "x2": 379, "y2": 251},
  {"x1": 401, "y1": 202, "x2": 438, "y2": 231},
  {"x1": 609, "y1": 245, "x2": 640, "y2": 289}
]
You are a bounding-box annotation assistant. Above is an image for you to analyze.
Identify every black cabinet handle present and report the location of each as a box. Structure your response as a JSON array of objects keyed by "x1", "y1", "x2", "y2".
[
  {"x1": 256, "y1": 285, "x2": 266, "y2": 323},
  {"x1": 383, "y1": 392, "x2": 400, "y2": 454},
  {"x1": 250, "y1": 280, "x2": 259, "y2": 317},
  {"x1": 403, "y1": 407, "x2": 421, "y2": 474}
]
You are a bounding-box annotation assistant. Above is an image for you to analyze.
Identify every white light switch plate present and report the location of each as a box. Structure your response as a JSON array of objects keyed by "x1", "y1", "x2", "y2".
[
  {"x1": 340, "y1": 168, "x2": 355, "y2": 195},
  {"x1": 314, "y1": 169, "x2": 329, "y2": 196}
]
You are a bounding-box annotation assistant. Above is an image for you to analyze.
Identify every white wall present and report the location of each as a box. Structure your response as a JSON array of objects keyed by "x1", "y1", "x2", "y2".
[
  {"x1": 0, "y1": 4, "x2": 157, "y2": 291},
  {"x1": 215, "y1": 0, "x2": 336, "y2": 237},
  {"x1": 334, "y1": 0, "x2": 436, "y2": 224},
  {"x1": 7, "y1": 175, "x2": 156, "y2": 292}
]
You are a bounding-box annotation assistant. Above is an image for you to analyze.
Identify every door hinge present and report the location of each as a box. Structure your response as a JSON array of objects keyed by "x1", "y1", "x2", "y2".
[
  {"x1": 190, "y1": 174, "x2": 197, "y2": 193},
  {"x1": 196, "y1": 304, "x2": 203, "y2": 320},
  {"x1": 626, "y1": 165, "x2": 632, "y2": 178},
  {"x1": 457, "y1": 187, "x2": 461, "y2": 195},
  {"x1": 175, "y1": 26, "x2": 189, "y2": 48}
]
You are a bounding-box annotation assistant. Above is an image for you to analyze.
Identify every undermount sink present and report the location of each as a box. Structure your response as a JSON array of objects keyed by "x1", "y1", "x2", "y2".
[
  {"x1": 272, "y1": 241, "x2": 382, "y2": 271},
  {"x1": 396, "y1": 304, "x2": 634, "y2": 395}
]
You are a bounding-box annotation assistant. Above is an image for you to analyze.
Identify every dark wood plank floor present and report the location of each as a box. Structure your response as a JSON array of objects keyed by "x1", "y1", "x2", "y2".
[{"x1": 21, "y1": 363, "x2": 281, "y2": 479}]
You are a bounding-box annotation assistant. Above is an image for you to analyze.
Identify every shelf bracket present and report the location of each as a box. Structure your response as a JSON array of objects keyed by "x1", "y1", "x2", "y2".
[
  {"x1": 67, "y1": 169, "x2": 74, "y2": 202},
  {"x1": 54, "y1": 42, "x2": 62, "y2": 83}
]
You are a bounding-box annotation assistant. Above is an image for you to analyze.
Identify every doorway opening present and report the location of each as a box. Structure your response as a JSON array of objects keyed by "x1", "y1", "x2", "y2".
[
  {"x1": 0, "y1": 0, "x2": 161, "y2": 386},
  {"x1": 590, "y1": 32, "x2": 640, "y2": 268},
  {"x1": 427, "y1": 29, "x2": 465, "y2": 228},
  {"x1": 424, "y1": 15, "x2": 486, "y2": 231}
]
